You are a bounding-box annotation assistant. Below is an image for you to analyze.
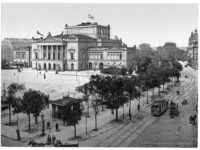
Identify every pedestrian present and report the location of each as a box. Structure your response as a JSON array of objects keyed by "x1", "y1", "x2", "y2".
[
  {"x1": 16, "y1": 129, "x2": 21, "y2": 141},
  {"x1": 44, "y1": 73, "x2": 46, "y2": 79},
  {"x1": 58, "y1": 139, "x2": 62, "y2": 144},
  {"x1": 47, "y1": 121, "x2": 50, "y2": 130},
  {"x1": 55, "y1": 123, "x2": 59, "y2": 132},
  {"x1": 52, "y1": 134, "x2": 56, "y2": 145},
  {"x1": 129, "y1": 113, "x2": 131, "y2": 120},
  {"x1": 137, "y1": 104, "x2": 140, "y2": 111},
  {"x1": 47, "y1": 134, "x2": 51, "y2": 145}
]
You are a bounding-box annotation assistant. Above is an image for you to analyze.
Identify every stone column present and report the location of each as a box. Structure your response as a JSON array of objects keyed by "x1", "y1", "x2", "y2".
[
  {"x1": 56, "y1": 46, "x2": 58, "y2": 60},
  {"x1": 61, "y1": 45, "x2": 63, "y2": 60},
  {"x1": 41, "y1": 46, "x2": 43, "y2": 59},
  {"x1": 46, "y1": 46, "x2": 49, "y2": 60},
  {"x1": 51, "y1": 45, "x2": 54, "y2": 60}
]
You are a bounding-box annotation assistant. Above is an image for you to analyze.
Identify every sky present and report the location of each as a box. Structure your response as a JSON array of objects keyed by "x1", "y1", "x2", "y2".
[{"x1": 1, "y1": 3, "x2": 198, "y2": 47}]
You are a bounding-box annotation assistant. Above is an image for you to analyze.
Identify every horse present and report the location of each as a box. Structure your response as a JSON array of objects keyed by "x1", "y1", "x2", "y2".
[{"x1": 28, "y1": 140, "x2": 45, "y2": 147}]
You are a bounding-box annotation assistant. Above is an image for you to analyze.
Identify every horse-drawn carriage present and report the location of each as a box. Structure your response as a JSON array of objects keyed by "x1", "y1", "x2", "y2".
[{"x1": 169, "y1": 101, "x2": 179, "y2": 118}]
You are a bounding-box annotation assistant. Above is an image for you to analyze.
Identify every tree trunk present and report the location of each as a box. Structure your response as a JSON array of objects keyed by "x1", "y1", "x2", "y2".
[
  {"x1": 101, "y1": 95, "x2": 104, "y2": 111},
  {"x1": 35, "y1": 115, "x2": 38, "y2": 124},
  {"x1": 74, "y1": 124, "x2": 76, "y2": 138},
  {"x1": 146, "y1": 90, "x2": 149, "y2": 104},
  {"x1": 94, "y1": 114, "x2": 97, "y2": 130},
  {"x1": 159, "y1": 88, "x2": 160, "y2": 96},
  {"x1": 115, "y1": 108, "x2": 118, "y2": 122},
  {"x1": 152, "y1": 88, "x2": 155, "y2": 101},
  {"x1": 123, "y1": 104, "x2": 125, "y2": 119},
  {"x1": 87, "y1": 101, "x2": 90, "y2": 116},
  {"x1": 28, "y1": 113, "x2": 31, "y2": 132},
  {"x1": 9, "y1": 104, "x2": 11, "y2": 125},
  {"x1": 163, "y1": 84, "x2": 164, "y2": 92},
  {"x1": 129, "y1": 97, "x2": 132, "y2": 117},
  {"x1": 111, "y1": 109, "x2": 114, "y2": 114}
]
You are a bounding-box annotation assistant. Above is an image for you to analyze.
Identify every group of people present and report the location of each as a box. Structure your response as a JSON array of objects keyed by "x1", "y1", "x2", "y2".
[
  {"x1": 46, "y1": 134, "x2": 62, "y2": 145},
  {"x1": 46, "y1": 121, "x2": 60, "y2": 132}
]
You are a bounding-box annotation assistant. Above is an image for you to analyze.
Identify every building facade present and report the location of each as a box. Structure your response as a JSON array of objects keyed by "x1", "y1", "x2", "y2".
[
  {"x1": 13, "y1": 47, "x2": 32, "y2": 67},
  {"x1": 32, "y1": 22, "x2": 136, "y2": 71},
  {"x1": 1, "y1": 38, "x2": 32, "y2": 67},
  {"x1": 187, "y1": 29, "x2": 198, "y2": 70}
]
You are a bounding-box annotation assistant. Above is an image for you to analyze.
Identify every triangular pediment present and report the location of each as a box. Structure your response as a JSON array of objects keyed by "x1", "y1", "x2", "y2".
[{"x1": 36, "y1": 37, "x2": 63, "y2": 43}]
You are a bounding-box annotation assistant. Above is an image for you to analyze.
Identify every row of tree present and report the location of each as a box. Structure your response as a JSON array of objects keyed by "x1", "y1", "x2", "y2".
[
  {"x1": 77, "y1": 59, "x2": 183, "y2": 132},
  {"x1": 2, "y1": 83, "x2": 49, "y2": 132}
]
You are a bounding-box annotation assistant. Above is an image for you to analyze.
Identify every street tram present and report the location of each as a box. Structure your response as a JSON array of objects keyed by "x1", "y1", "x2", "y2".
[{"x1": 151, "y1": 99, "x2": 169, "y2": 116}]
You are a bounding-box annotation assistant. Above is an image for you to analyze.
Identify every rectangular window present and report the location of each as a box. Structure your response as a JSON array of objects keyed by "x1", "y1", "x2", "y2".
[
  {"x1": 100, "y1": 54, "x2": 103, "y2": 59},
  {"x1": 71, "y1": 52, "x2": 74, "y2": 60},
  {"x1": 120, "y1": 54, "x2": 122, "y2": 60}
]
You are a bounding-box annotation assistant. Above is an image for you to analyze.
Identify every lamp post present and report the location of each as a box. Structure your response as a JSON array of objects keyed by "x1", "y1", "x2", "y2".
[{"x1": 41, "y1": 112, "x2": 45, "y2": 136}]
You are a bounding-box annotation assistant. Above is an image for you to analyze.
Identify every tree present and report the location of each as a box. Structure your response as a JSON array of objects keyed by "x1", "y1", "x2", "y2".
[
  {"x1": 77, "y1": 83, "x2": 90, "y2": 116},
  {"x1": 104, "y1": 76, "x2": 125, "y2": 122},
  {"x1": 124, "y1": 76, "x2": 140, "y2": 119},
  {"x1": 2, "y1": 59, "x2": 9, "y2": 69},
  {"x1": 136, "y1": 56, "x2": 152, "y2": 73},
  {"x1": 22, "y1": 89, "x2": 49, "y2": 132},
  {"x1": 89, "y1": 75, "x2": 109, "y2": 111},
  {"x1": 159, "y1": 60, "x2": 171, "y2": 91},
  {"x1": 121, "y1": 67, "x2": 127, "y2": 75},
  {"x1": 128, "y1": 67, "x2": 133, "y2": 75},
  {"x1": 3, "y1": 83, "x2": 25, "y2": 125},
  {"x1": 157, "y1": 42, "x2": 187, "y2": 61},
  {"x1": 91, "y1": 97, "x2": 100, "y2": 130},
  {"x1": 146, "y1": 63, "x2": 162, "y2": 99},
  {"x1": 62, "y1": 100, "x2": 82, "y2": 138}
]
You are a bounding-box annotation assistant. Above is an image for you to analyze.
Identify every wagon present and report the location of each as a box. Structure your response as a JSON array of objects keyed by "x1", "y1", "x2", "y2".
[{"x1": 169, "y1": 101, "x2": 179, "y2": 118}]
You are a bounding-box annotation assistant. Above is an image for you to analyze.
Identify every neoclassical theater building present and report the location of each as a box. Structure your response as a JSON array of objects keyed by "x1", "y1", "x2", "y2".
[{"x1": 31, "y1": 22, "x2": 137, "y2": 71}]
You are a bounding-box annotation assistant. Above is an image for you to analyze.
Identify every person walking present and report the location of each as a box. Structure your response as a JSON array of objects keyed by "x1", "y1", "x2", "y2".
[
  {"x1": 44, "y1": 73, "x2": 46, "y2": 79},
  {"x1": 55, "y1": 123, "x2": 59, "y2": 132},
  {"x1": 137, "y1": 104, "x2": 141, "y2": 111},
  {"x1": 47, "y1": 121, "x2": 50, "y2": 130},
  {"x1": 52, "y1": 134, "x2": 56, "y2": 145}
]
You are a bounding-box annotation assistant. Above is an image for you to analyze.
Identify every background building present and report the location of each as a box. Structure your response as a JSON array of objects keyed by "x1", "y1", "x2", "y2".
[
  {"x1": 187, "y1": 29, "x2": 198, "y2": 70},
  {"x1": 32, "y1": 22, "x2": 136, "y2": 71},
  {"x1": 1, "y1": 38, "x2": 32, "y2": 67}
]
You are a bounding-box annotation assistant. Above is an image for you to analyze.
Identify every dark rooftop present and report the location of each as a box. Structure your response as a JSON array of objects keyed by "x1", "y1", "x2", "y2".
[
  {"x1": 50, "y1": 96, "x2": 82, "y2": 106},
  {"x1": 76, "y1": 22, "x2": 97, "y2": 26},
  {"x1": 54, "y1": 34, "x2": 97, "y2": 41}
]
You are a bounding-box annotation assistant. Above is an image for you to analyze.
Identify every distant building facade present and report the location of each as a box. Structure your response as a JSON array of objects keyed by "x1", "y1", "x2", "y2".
[
  {"x1": 1, "y1": 38, "x2": 32, "y2": 67},
  {"x1": 32, "y1": 22, "x2": 137, "y2": 71},
  {"x1": 187, "y1": 29, "x2": 198, "y2": 70}
]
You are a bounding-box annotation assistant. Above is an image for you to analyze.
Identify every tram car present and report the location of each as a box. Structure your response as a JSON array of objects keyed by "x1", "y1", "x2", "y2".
[{"x1": 151, "y1": 99, "x2": 169, "y2": 116}]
